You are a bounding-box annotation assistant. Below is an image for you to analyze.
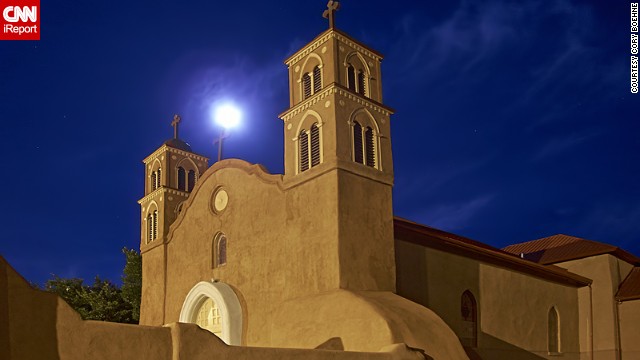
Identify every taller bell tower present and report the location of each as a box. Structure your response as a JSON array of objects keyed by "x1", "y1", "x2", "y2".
[{"x1": 279, "y1": 1, "x2": 396, "y2": 292}]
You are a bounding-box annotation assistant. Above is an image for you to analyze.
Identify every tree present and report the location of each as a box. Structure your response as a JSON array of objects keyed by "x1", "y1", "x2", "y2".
[
  {"x1": 121, "y1": 247, "x2": 142, "y2": 322},
  {"x1": 42, "y1": 248, "x2": 142, "y2": 324}
]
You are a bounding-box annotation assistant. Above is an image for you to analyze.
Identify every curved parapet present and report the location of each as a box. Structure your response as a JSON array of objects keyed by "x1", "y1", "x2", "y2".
[{"x1": 271, "y1": 290, "x2": 469, "y2": 360}]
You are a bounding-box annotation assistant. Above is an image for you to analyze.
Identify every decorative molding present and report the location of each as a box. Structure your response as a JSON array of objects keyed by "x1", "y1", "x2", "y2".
[
  {"x1": 143, "y1": 144, "x2": 209, "y2": 164},
  {"x1": 138, "y1": 187, "x2": 190, "y2": 204},
  {"x1": 279, "y1": 84, "x2": 393, "y2": 122},
  {"x1": 285, "y1": 29, "x2": 382, "y2": 67}
]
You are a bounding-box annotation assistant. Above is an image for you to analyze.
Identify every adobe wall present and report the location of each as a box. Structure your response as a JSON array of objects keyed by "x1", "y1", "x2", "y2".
[
  {"x1": 557, "y1": 255, "x2": 629, "y2": 360},
  {"x1": 1, "y1": 256, "x2": 432, "y2": 360},
  {"x1": 395, "y1": 240, "x2": 582, "y2": 360},
  {"x1": 618, "y1": 300, "x2": 640, "y2": 359}
]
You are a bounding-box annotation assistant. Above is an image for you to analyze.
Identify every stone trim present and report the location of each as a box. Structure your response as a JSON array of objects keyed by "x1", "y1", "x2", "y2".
[
  {"x1": 279, "y1": 83, "x2": 393, "y2": 122},
  {"x1": 138, "y1": 187, "x2": 190, "y2": 204},
  {"x1": 143, "y1": 145, "x2": 209, "y2": 164},
  {"x1": 285, "y1": 29, "x2": 382, "y2": 66}
]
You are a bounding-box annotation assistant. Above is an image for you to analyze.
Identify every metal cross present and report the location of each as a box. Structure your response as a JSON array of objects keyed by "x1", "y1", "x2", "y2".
[
  {"x1": 171, "y1": 114, "x2": 181, "y2": 139},
  {"x1": 323, "y1": 0, "x2": 340, "y2": 29}
]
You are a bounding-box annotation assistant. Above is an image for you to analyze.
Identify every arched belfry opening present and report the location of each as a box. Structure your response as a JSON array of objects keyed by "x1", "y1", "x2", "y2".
[{"x1": 179, "y1": 281, "x2": 243, "y2": 345}]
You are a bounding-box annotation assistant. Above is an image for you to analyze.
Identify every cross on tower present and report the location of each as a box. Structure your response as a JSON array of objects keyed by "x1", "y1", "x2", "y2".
[
  {"x1": 323, "y1": 0, "x2": 340, "y2": 29},
  {"x1": 171, "y1": 114, "x2": 181, "y2": 139}
]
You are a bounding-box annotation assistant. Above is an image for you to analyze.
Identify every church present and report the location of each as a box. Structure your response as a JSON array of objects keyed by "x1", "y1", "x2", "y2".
[{"x1": 1, "y1": 2, "x2": 639, "y2": 360}]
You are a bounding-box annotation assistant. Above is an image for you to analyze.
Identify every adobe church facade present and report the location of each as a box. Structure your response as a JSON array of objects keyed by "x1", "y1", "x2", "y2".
[
  {"x1": 2, "y1": 2, "x2": 638, "y2": 360},
  {"x1": 135, "y1": 3, "x2": 640, "y2": 360}
]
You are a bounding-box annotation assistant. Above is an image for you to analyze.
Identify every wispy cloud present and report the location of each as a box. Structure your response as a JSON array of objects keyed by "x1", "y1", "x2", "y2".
[
  {"x1": 411, "y1": 194, "x2": 495, "y2": 232},
  {"x1": 532, "y1": 132, "x2": 595, "y2": 161}
]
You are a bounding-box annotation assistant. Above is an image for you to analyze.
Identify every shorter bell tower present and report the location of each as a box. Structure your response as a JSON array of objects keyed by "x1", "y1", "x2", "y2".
[{"x1": 138, "y1": 115, "x2": 209, "y2": 325}]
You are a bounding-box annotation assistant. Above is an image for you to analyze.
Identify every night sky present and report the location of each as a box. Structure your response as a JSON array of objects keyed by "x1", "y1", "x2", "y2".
[{"x1": 1, "y1": 1, "x2": 638, "y2": 286}]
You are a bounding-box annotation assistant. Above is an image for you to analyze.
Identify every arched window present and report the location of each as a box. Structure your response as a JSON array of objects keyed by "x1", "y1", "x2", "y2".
[
  {"x1": 347, "y1": 65, "x2": 356, "y2": 91},
  {"x1": 187, "y1": 170, "x2": 196, "y2": 192},
  {"x1": 177, "y1": 167, "x2": 186, "y2": 191},
  {"x1": 152, "y1": 210, "x2": 158, "y2": 241},
  {"x1": 313, "y1": 66, "x2": 322, "y2": 93},
  {"x1": 310, "y1": 124, "x2": 320, "y2": 167},
  {"x1": 357, "y1": 70, "x2": 367, "y2": 97},
  {"x1": 299, "y1": 130, "x2": 310, "y2": 172},
  {"x1": 365, "y1": 127, "x2": 375, "y2": 167},
  {"x1": 156, "y1": 168, "x2": 162, "y2": 189},
  {"x1": 461, "y1": 290, "x2": 478, "y2": 347},
  {"x1": 213, "y1": 233, "x2": 227, "y2": 268},
  {"x1": 151, "y1": 172, "x2": 157, "y2": 191},
  {"x1": 548, "y1": 307, "x2": 560, "y2": 353},
  {"x1": 195, "y1": 297, "x2": 223, "y2": 336},
  {"x1": 353, "y1": 121, "x2": 364, "y2": 164},
  {"x1": 302, "y1": 73, "x2": 312, "y2": 99}
]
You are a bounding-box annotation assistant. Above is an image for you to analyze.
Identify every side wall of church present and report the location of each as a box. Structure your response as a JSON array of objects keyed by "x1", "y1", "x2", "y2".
[
  {"x1": 557, "y1": 255, "x2": 631, "y2": 360},
  {"x1": 395, "y1": 240, "x2": 582, "y2": 360},
  {"x1": 619, "y1": 300, "x2": 640, "y2": 359}
]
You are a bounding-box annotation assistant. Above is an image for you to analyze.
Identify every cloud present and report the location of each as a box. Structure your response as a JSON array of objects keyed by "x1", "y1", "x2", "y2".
[
  {"x1": 411, "y1": 194, "x2": 495, "y2": 232},
  {"x1": 532, "y1": 132, "x2": 595, "y2": 161}
]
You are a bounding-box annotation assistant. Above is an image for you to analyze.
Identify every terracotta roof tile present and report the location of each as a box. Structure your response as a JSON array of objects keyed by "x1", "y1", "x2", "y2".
[
  {"x1": 503, "y1": 235, "x2": 640, "y2": 265},
  {"x1": 616, "y1": 267, "x2": 640, "y2": 302},
  {"x1": 393, "y1": 217, "x2": 591, "y2": 287}
]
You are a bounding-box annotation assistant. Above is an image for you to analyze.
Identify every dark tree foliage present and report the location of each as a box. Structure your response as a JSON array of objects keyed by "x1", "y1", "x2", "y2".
[
  {"x1": 42, "y1": 248, "x2": 142, "y2": 324},
  {"x1": 121, "y1": 247, "x2": 142, "y2": 322}
]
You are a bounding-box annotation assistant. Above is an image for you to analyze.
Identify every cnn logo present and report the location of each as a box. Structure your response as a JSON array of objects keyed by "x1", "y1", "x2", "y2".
[
  {"x1": 3, "y1": 6, "x2": 37, "y2": 22},
  {"x1": 1, "y1": 1, "x2": 40, "y2": 40}
]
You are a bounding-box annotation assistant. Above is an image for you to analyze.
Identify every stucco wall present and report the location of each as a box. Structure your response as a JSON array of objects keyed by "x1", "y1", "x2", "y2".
[
  {"x1": 618, "y1": 300, "x2": 640, "y2": 359},
  {"x1": 557, "y1": 255, "x2": 626, "y2": 359},
  {"x1": 1, "y1": 256, "x2": 433, "y2": 360},
  {"x1": 395, "y1": 240, "x2": 582, "y2": 360}
]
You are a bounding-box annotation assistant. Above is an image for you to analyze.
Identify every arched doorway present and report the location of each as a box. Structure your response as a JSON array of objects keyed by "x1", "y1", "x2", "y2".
[{"x1": 179, "y1": 281, "x2": 243, "y2": 345}]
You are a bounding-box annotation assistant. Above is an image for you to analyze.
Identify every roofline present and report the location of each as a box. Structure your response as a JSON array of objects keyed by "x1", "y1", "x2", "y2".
[
  {"x1": 616, "y1": 294, "x2": 640, "y2": 302},
  {"x1": 284, "y1": 28, "x2": 384, "y2": 65},
  {"x1": 394, "y1": 217, "x2": 592, "y2": 287},
  {"x1": 615, "y1": 267, "x2": 640, "y2": 302}
]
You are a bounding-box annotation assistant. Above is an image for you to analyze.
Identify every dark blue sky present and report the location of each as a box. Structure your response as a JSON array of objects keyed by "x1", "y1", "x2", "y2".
[{"x1": 1, "y1": 0, "x2": 638, "y2": 285}]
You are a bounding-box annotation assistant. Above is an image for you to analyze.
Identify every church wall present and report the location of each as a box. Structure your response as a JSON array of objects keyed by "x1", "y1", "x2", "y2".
[
  {"x1": 618, "y1": 300, "x2": 640, "y2": 359},
  {"x1": 395, "y1": 240, "x2": 582, "y2": 359},
  {"x1": 556, "y1": 255, "x2": 622, "y2": 359},
  {"x1": 140, "y1": 244, "x2": 166, "y2": 325}
]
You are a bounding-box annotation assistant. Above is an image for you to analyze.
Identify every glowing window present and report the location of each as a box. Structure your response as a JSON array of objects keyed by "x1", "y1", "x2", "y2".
[{"x1": 195, "y1": 297, "x2": 222, "y2": 337}]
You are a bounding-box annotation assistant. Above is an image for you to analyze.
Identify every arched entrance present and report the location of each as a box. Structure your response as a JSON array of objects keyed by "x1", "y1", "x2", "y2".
[{"x1": 179, "y1": 281, "x2": 243, "y2": 345}]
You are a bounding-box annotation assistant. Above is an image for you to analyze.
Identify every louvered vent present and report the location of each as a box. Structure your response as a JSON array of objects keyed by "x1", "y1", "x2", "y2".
[
  {"x1": 353, "y1": 122, "x2": 364, "y2": 164},
  {"x1": 177, "y1": 167, "x2": 186, "y2": 191},
  {"x1": 303, "y1": 73, "x2": 312, "y2": 99},
  {"x1": 313, "y1": 66, "x2": 322, "y2": 93},
  {"x1": 152, "y1": 210, "x2": 158, "y2": 240},
  {"x1": 156, "y1": 168, "x2": 162, "y2": 188},
  {"x1": 187, "y1": 170, "x2": 196, "y2": 192},
  {"x1": 347, "y1": 65, "x2": 356, "y2": 91},
  {"x1": 147, "y1": 214, "x2": 153, "y2": 242},
  {"x1": 299, "y1": 131, "x2": 309, "y2": 172},
  {"x1": 358, "y1": 71, "x2": 367, "y2": 97},
  {"x1": 151, "y1": 172, "x2": 157, "y2": 191},
  {"x1": 365, "y1": 127, "x2": 375, "y2": 167},
  {"x1": 310, "y1": 123, "x2": 320, "y2": 167}
]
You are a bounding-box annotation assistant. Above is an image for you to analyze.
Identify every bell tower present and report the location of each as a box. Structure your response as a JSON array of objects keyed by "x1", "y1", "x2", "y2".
[
  {"x1": 279, "y1": 1, "x2": 396, "y2": 292},
  {"x1": 138, "y1": 115, "x2": 209, "y2": 325}
]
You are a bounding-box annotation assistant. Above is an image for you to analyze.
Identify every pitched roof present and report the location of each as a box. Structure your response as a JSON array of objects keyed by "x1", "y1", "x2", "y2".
[
  {"x1": 502, "y1": 234, "x2": 640, "y2": 266},
  {"x1": 393, "y1": 217, "x2": 591, "y2": 287},
  {"x1": 616, "y1": 267, "x2": 640, "y2": 302}
]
